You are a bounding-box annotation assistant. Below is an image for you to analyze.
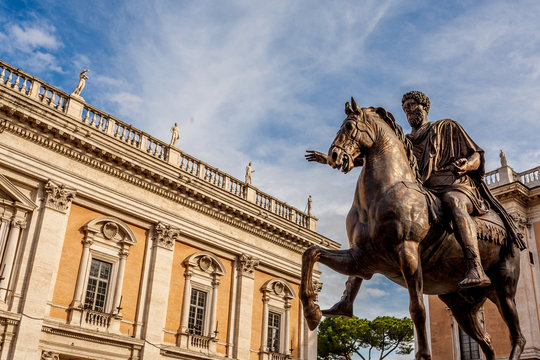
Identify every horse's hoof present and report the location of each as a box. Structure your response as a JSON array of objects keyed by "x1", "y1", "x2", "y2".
[
  {"x1": 322, "y1": 300, "x2": 353, "y2": 318},
  {"x1": 305, "y1": 305, "x2": 322, "y2": 331}
]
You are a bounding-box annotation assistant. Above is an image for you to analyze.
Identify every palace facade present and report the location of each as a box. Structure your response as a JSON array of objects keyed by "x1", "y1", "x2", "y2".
[
  {"x1": 426, "y1": 162, "x2": 540, "y2": 359},
  {"x1": 0, "y1": 59, "x2": 339, "y2": 360}
]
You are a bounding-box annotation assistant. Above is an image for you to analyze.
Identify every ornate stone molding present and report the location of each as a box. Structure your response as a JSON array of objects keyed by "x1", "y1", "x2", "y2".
[
  {"x1": 510, "y1": 211, "x2": 529, "y2": 230},
  {"x1": 1, "y1": 114, "x2": 337, "y2": 253},
  {"x1": 41, "y1": 351, "x2": 59, "y2": 360},
  {"x1": 237, "y1": 254, "x2": 260, "y2": 277},
  {"x1": 43, "y1": 180, "x2": 76, "y2": 213},
  {"x1": 12, "y1": 219, "x2": 27, "y2": 229},
  {"x1": 154, "y1": 222, "x2": 180, "y2": 250}
]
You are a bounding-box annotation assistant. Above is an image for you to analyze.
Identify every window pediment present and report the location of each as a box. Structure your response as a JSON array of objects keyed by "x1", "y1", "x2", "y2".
[
  {"x1": 0, "y1": 174, "x2": 36, "y2": 212},
  {"x1": 183, "y1": 251, "x2": 226, "y2": 277},
  {"x1": 261, "y1": 278, "x2": 296, "y2": 301},
  {"x1": 84, "y1": 216, "x2": 136, "y2": 247}
]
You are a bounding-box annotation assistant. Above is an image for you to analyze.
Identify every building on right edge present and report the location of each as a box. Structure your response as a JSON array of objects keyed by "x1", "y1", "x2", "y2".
[{"x1": 426, "y1": 159, "x2": 540, "y2": 360}]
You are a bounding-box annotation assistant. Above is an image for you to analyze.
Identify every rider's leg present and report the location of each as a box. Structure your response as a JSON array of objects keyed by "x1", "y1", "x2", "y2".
[
  {"x1": 322, "y1": 276, "x2": 362, "y2": 317},
  {"x1": 441, "y1": 192, "x2": 490, "y2": 288}
]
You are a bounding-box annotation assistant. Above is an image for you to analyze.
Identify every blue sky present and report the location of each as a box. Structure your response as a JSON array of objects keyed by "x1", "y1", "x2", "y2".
[{"x1": 2, "y1": 1, "x2": 540, "y2": 358}]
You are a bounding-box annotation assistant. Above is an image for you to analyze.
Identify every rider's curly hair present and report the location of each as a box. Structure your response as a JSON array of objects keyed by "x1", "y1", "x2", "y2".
[{"x1": 402, "y1": 91, "x2": 430, "y2": 114}]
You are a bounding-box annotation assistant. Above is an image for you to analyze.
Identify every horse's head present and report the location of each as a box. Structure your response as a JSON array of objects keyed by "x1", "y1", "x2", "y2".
[{"x1": 328, "y1": 98, "x2": 376, "y2": 173}]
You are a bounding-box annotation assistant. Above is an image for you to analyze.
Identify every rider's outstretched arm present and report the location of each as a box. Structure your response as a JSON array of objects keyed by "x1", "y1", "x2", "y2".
[{"x1": 305, "y1": 150, "x2": 328, "y2": 164}]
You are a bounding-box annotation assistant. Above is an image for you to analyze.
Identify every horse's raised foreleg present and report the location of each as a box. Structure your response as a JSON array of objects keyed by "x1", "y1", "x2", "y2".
[
  {"x1": 300, "y1": 246, "x2": 365, "y2": 330},
  {"x1": 399, "y1": 240, "x2": 431, "y2": 360}
]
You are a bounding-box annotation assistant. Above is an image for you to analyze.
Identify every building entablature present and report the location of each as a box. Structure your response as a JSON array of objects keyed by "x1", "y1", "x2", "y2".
[{"x1": 0, "y1": 59, "x2": 339, "y2": 255}]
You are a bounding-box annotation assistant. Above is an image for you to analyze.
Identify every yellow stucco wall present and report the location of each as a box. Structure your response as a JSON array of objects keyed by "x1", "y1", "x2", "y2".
[{"x1": 50, "y1": 203, "x2": 148, "y2": 336}]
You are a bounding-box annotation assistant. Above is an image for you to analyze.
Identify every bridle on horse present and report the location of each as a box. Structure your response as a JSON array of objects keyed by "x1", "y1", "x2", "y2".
[{"x1": 332, "y1": 111, "x2": 375, "y2": 162}]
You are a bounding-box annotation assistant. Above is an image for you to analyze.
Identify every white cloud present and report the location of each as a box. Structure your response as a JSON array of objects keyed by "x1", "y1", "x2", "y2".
[
  {"x1": 8, "y1": 23, "x2": 61, "y2": 52},
  {"x1": 0, "y1": 20, "x2": 64, "y2": 73}
]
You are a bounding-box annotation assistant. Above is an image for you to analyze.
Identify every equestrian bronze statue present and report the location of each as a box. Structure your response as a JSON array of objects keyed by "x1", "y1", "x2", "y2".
[{"x1": 300, "y1": 94, "x2": 526, "y2": 360}]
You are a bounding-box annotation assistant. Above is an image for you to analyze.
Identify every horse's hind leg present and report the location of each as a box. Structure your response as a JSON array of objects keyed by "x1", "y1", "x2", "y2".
[
  {"x1": 399, "y1": 240, "x2": 430, "y2": 360},
  {"x1": 487, "y1": 259, "x2": 525, "y2": 360},
  {"x1": 300, "y1": 246, "x2": 365, "y2": 330},
  {"x1": 439, "y1": 292, "x2": 495, "y2": 360},
  {"x1": 322, "y1": 276, "x2": 362, "y2": 317}
]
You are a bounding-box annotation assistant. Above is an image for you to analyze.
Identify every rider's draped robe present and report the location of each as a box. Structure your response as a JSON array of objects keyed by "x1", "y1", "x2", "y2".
[{"x1": 406, "y1": 119, "x2": 525, "y2": 250}]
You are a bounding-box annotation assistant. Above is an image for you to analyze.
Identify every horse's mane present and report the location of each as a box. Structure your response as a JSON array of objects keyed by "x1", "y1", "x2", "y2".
[{"x1": 371, "y1": 107, "x2": 422, "y2": 182}]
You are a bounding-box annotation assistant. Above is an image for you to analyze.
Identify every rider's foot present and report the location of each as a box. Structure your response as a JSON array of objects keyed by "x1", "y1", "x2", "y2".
[
  {"x1": 459, "y1": 259, "x2": 491, "y2": 288},
  {"x1": 321, "y1": 299, "x2": 353, "y2": 317}
]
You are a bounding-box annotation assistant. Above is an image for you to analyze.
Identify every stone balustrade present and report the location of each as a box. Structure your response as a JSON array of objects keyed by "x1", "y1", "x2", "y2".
[
  {"x1": 270, "y1": 352, "x2": 290, "y2": 360},
  {"x1": 484, "y1": 169, "x2": 501, "y2": 187},
  {"x1": 0, "y1": 62, "x2": 33, "y2": 95},
  {"x1": 485, "y1": 165, "x2": 540, "y2": 189},
  {"x1": 188, "y1": 334, "x2": 210, "y2": 350},
  {"x1": 519, "y1": 166, "x2": 540, "y2": 188},
  {"x1": 83, "y1": 309, "x2": 111, "y2": 329},
  {"x1": 0, "y1": 59, "x2": 315, "y2": 230}
]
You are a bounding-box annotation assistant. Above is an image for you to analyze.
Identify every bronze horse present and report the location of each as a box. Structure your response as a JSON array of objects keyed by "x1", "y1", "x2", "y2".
[{"x1": 300, "y1": 100, "x2": 525, "y2": 360}]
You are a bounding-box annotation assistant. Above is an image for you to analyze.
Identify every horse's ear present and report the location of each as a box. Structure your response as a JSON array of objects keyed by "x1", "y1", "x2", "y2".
[
  {"x1": 345, "y1": 101, "x2": 353, "y2": 115},
  {"x1": 351, "y1": 97, "x2": 360, "y2": 113}
]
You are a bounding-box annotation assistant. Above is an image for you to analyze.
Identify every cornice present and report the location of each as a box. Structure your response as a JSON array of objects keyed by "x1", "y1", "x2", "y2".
[
  {"x1": 491, "y1": 181, "x2": 531, "y2": 207},
  {"x1": 41, "y1": 321, "x2": 144, "y2": 348},
  {"x1": 0, "y1": 93, "x2": 339, "y2": 253}
]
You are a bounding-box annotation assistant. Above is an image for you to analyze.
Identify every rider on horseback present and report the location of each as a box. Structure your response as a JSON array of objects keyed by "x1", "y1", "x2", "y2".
[
  {"x1": 403, "y1": 90, "x2": 490, "y2": 288},
  {"x1": 311, "y1": 91, "x2": 525, "y2": 318}
]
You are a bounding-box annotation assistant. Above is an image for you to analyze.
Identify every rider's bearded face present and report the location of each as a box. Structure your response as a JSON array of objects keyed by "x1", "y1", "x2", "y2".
[{"x1": 403, "y1": 99, "x2": 426, "y2": 128}]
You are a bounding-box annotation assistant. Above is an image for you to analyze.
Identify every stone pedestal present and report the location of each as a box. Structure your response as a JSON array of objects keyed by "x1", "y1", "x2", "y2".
[{"x1": 65, "y1": 95, "x2": 85, "y2": 120}]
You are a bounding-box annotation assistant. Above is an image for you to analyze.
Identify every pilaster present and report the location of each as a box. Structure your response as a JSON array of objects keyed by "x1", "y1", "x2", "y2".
[
  {"x1": 140, "y1": 222, "x2": 179, "y2": 359},
  {"x1": 233, "y1": 253, "x2": 259, "y2": 359},
  {"x1": 12, "y1": 180, "x2": 76, "y2": 359}
]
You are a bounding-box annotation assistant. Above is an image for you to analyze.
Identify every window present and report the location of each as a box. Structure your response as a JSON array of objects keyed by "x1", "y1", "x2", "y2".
[
  {"x1": 267, "y1": 312, "x2": 281, "y2": 353},
  {"x1": 84, "y1": 259, "x2": 112, "y2": 312},
  {"x1": 260, "y1": 278, "x2": 296, "y2": 358},
  {"x1": 459, "y1": 328, "x2": 480, "y2": 360},
  {"x1": 178, "y1": 251, "x2": 226, "y2": 350},
  {"x1": 69, "y1": 216, "x2": 136, "y2": 331},
  {"x1": 188, "y1": 289, "x2": 207, "y2": 335}
]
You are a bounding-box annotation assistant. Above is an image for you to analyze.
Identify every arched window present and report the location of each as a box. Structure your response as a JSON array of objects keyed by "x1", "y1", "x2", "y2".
[
  {"x1": 178, "y1": 251, "x2": 226, "y2": 352},
  {"x1": 260, "y1": 278, "x2": 296, "y2": 358},
  {"x1": 69, "y1": 216, "x2": 136, "y2": 332}
]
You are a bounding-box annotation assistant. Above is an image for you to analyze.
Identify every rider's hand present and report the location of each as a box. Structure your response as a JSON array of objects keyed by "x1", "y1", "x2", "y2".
[
  {"x1": 450, "y1": 158, "x2": 469, "y2": 176},
  {"x1": 305, "y1": 150, "x2": 329, "y2": 164}
]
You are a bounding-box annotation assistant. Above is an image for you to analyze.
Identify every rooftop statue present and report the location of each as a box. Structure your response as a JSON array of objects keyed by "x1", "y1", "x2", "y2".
[
  {"x1": 300, "y1": 94, "x2": 525, "y2": 360},
  {"x1": 500, "y1": 149, "x2": 508, "y2": 167},
  {"x1": 170, "y1": 122, "x2": 180, "y2": 147},
  {"x1": 72, "y1": 69, "x2": 89, "y2": 97},
  {"x1": 245, "y1": 162, "x2": 255, "y2": 185}
]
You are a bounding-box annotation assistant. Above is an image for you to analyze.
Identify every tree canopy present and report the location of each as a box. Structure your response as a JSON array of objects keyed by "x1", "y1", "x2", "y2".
[{"x1": 317, "y1": 316, "x2": 414, "y2": 360}]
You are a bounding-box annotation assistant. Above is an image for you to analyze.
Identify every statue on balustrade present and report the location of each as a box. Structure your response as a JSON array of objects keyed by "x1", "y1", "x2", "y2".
[
  {"x1": 500, "y1": 149, "x2": 508, "y2": 167},
  {"x1": 170, "y1": 122, "x2": 180, "y2": 147},
  {"x1": 300, "y1": 92, "x2": 526, "y2": 360},
  {"x1": 72, "y1": 69, "x2": 89, "y2": 97},
  {"x1": 245, "y1": 162, "x2": 255, "y2": 185},
  {"x1": 307, "y1": 195, "x2": 312, "y2": 216}
]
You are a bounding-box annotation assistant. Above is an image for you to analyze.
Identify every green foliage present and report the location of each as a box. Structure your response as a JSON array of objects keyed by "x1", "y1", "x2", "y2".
[{"x1": 317, "y1": 316, "x2": 414, "y2": 360}]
